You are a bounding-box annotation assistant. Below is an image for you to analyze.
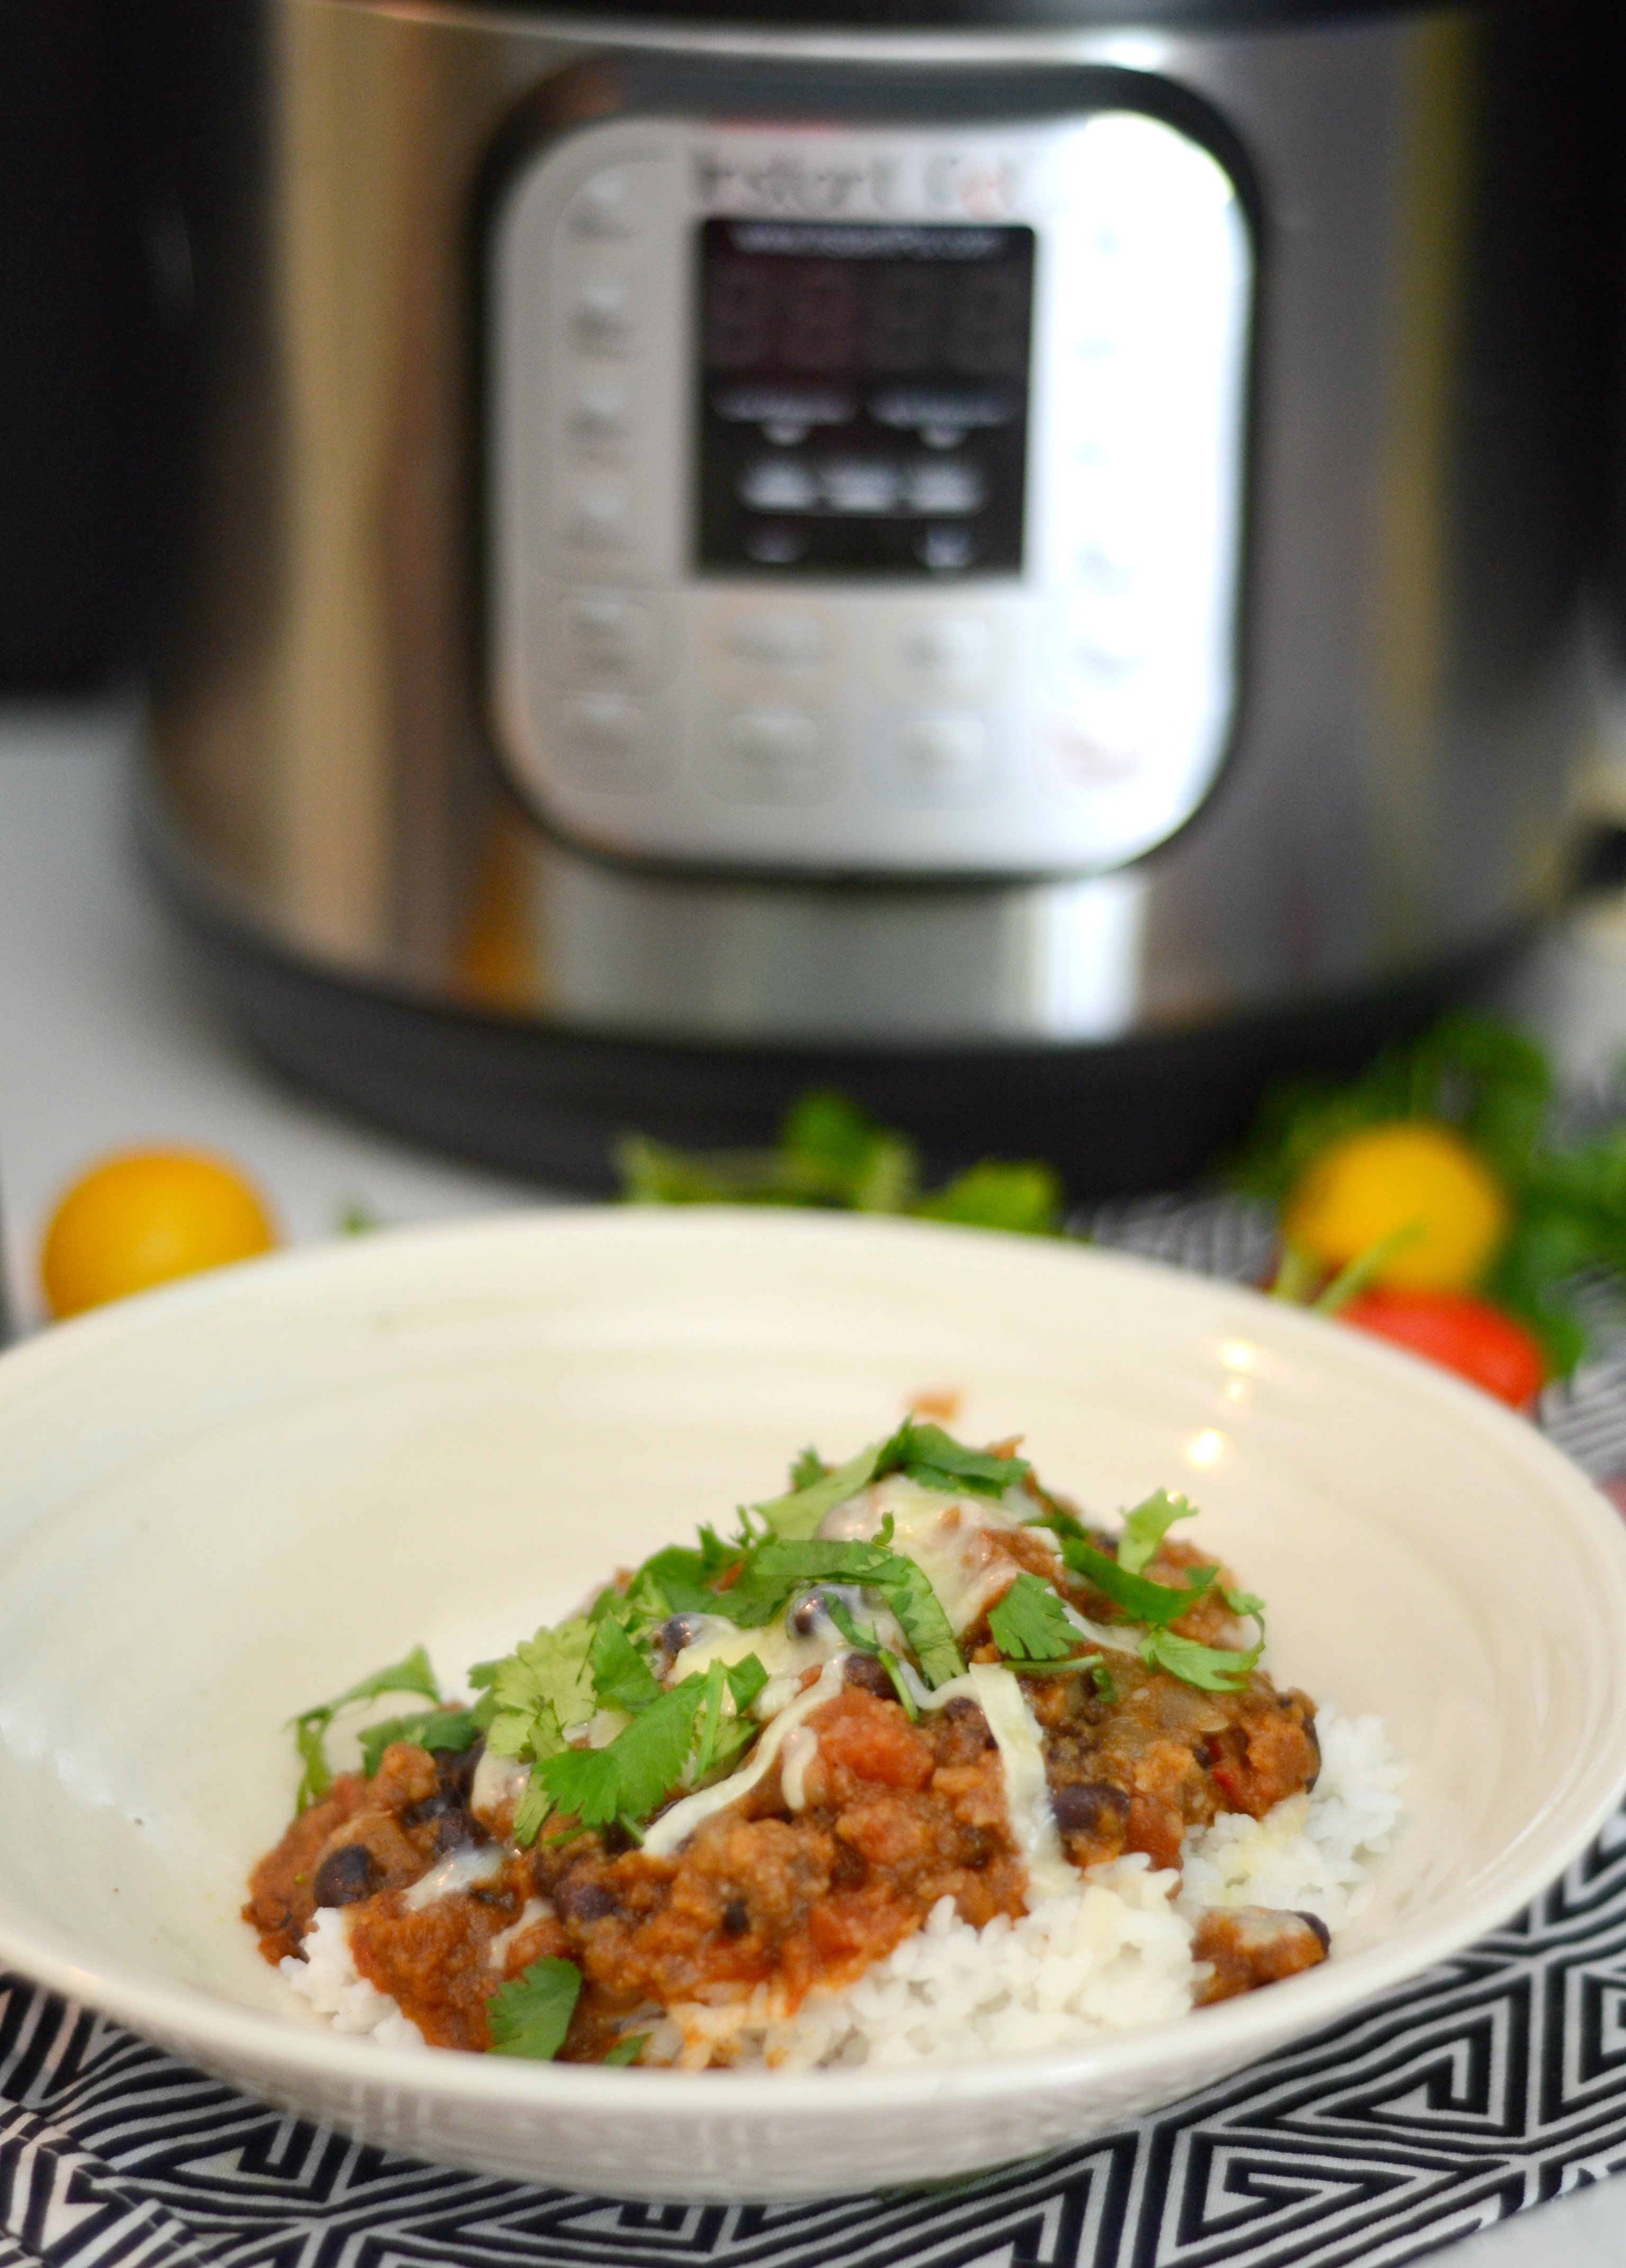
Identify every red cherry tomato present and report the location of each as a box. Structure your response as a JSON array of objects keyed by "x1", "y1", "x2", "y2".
[{"x1": 1336, "y1": 1287, "x2": 1545, "y2": 1408}]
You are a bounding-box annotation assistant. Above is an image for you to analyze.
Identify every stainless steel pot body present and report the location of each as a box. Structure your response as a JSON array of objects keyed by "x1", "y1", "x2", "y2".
[{"x1": 139, "y1": 0, "x2": 1606, "y2": 1051}]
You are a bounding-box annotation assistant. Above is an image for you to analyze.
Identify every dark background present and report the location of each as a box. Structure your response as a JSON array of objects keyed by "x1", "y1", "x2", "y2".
[{"x1": 0, "y1": 0, "x2": 140, "y2": 691}]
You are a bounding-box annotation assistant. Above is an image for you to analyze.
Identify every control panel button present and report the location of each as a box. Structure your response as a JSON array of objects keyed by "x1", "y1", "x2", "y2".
[
  {"x1": 1043, "y1": 606, "x2": 1144, "y2": 699},
  {"x1": 740, "y1": 459, "x2": 819, "y2": 513},
  {"x1": 567, "y1": 169, "x2": 639, "y2": 240},
  {"x1": 901, "y1": 460, "x2": 986, "y2": 515},
  {"x1": 726, "y1": 613, "x2": 827, "y2": 671},
  {"x1": 897, "y1": 712, "x2": 987, "y2": 782},
  {"x1": 708, "y1": 707, "x2": 834, "y2": 804},
  {"x1": 555, "y1": 693, "x2": 666, "y2": 793},
  {"x1": 1036, "y1": 710, "x2": 1145, "y2": 800},
  {"x1": 571, "y1": 386, "x2": 630, "y2": 457},
  {"x1": 550, "y1": 593, "x2": 663, "y2": 691},
  {"x1": 572, "y1": 280, "x2": 635, "y2": 355},
  {"x1": 870, "y1": 711, "x2": 996, "y2": 809},
  {"x1": 565, "y1": 487, "x2": 629, "y2": 551},
  {"x1": 875, "y1": 610, "x2": 1004, "y2": 702}
]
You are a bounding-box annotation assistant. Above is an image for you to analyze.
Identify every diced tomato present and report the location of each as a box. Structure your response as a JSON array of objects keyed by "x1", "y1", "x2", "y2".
[
  {"x1": 814, "y1": 1692, "x2": 935, "y2": 1790},
  {"x1": 1336, "y1": 1287, "x2": 1544, "y2": 1408}
]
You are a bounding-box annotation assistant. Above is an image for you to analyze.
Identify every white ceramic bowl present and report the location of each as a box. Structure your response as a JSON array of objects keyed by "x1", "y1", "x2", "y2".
[{"x1": 1, "y1": 1208, "x2": 1624, "y2": 2200}]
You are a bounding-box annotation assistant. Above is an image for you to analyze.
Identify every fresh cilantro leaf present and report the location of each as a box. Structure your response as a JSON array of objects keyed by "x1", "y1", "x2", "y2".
[
  {"x1": 873, "y1": 1419, "x2": 1031, "y2": 1499},
  {"x1": 487, "y1": 1957, "x2": 581, "y2": 2060},
  {"x1": 913, "y1": 1160, "x2": 1062, "y2": 1235},
  {"x1": 789, "y1": 1446, "x2": 827, "y2": 1491},
  {"x1": 289, "y1": 1647, "x2": 441, "y2": 1810},
  {"x1": 752, "y1": 1444, "x2": 882, "y2": 1543},
  {"x1": 614, "y1": 1090, "x2": 1064, "y2": 1238},
  {"x1": 1115, "y1": 1491, "x2": 1199, "y2": 1576},
  {"x1": 636, "y1": 1533, "x2": 744, "y2": 1614},
  {"x1": 484, "y1": 1620, "x2": 595, "y2": 1767},
  {"x1": 357, "y1": 1705, "x2": 483, "y2": 1779},
  {"x1": 603, "y1": 2033, "x2": 648, "y2": 2066},
  {"x1": 694, "y1": 1659, "x2": 729, "y2": 1782},
  {"x1": 780, "y1": 1089, "x2": 919, "y2": 1212},
  {"x1": 725, "y1": 1655, "x2": 769, "y2": 1713},
  {"x1": 820, "y1": 1592, "x2": 883, "y2": 1654},
  {"x1": 880, "y1": 1555, "x2": 965, "y2": 1688},
  {"x1": 988, "y1": 1573, "x2": 1079, "y2": 1664},
  {"x1": 537, "y1": 1679, "x2": 708, "y2": 1834},
  {"x1": 1059, "y1": 1533, "x2": 1217, "y2": 1628},
  {"x1": 588, "y1": 1616, "x2": 661, "y2": 1714},
  {"x1": 1139, "y1": 1627, "x2": 1263, "y2": 1692},
  {"x1": 878, "y1": 1649, "x2": 919, "y2": 1720},
  {"x1": 725, "y1": 1537, "x2": 964, "y2": 1688},
  {"x1": 726, "y1": 1537, "x2": 893, "y2": 1626},
  {"x1": 512, "y1": 1771, "x2": 554, "y2": 1847}
]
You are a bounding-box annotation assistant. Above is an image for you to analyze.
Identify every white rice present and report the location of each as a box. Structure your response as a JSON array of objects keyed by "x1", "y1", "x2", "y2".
[
  {"x1": 277, "y1": 1704, "x2": 1402, "y2": 2069},
  {"x1": 279, "y1": 1908, "x2": 428, "y2": 2051}
]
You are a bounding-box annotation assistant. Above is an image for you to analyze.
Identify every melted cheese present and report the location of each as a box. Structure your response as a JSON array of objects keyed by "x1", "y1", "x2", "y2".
[
  {"x1": 403, "y1": 1840, "x2": 506, "y2": 1911},
  {"x1": 640, "y1": 1658, "x2": 846, "y2": 1858},
  {"x1": 778, "y1": 1723, "x2": 819, "y2": 1812},
  {"x1": 965, "y1": 1663, "x2": 1076, "y2": 1906},
  {"x1": 470, "y1": 1750, "x2": 529, "y2": 1831},
  {"x1": 486, "y1": 1896, "x2": 548, "y2": 1970},
  {"x1": 672, "y1": 1593, "x2": 905, "y2": 1716},
  {"x1": 817, "y1": 1474, "x2": 1049, "y2": 1636}
]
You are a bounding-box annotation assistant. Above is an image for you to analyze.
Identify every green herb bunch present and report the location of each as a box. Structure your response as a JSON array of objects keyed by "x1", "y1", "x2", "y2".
[{"x1": 616, "y1": 1089, "x2": 1063, "y2": 1237}]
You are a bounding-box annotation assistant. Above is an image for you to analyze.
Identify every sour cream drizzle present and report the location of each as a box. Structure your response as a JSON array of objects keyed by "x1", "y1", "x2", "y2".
[
  {"x1": 817, "y1": 1474, "x2": 1058, "y2": 1636},
  {"x1": 920, "y1": 1662, "x2": 1074, "y2": 1907}
]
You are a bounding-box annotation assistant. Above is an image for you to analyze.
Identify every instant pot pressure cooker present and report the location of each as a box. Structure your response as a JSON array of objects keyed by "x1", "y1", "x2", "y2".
[{"x1": 135, "y1": 0, "x2": 1614, "y2": 1190}]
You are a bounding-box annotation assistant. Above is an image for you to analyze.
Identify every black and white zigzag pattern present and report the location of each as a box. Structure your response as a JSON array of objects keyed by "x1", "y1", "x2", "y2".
[{"x1": 6, "y1": 1199, "x2": 1626, "y2": 2268}]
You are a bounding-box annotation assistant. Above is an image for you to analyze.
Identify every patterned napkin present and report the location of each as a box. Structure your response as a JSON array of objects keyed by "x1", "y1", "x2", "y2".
[{"x1": 6, "y1": 1197, "x2": 1626, "y2": 2268}]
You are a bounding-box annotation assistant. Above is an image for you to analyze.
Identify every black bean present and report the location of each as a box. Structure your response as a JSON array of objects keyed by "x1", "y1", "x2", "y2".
[
  {"x1": 601, "y1": 1819, "x2": 638, "y2": 1856},
  {"x1": 558, "y1": 1877, "x2": 618, "y2": 1924},
  {"x1": 721, "y1": 1899, "x2": 750, "y2": 1937},
  {"x1": 312, "y1": 1844, "x2": 377, "y2": 1907},
  {"x1": 1295, "y1": 1909, "x2": 1332, "y2": 1953},
  {"x1": 658, "y1": 1613, "x2": 708, "y2": 1656},
  {"x1": 402, "y1": 1789, "x2": 458, "y2": 1830},
  {"x1": 942, "y1": 1695, "x2": 995, "y2": 1746},
  {"x1": 842, "y1": 1652, "x2": 894, "y2": 1698},
  {"x1": 435, "y1": 1743, "x2": 483, "y2": 1803},
  {"x1": 1050, "y1": 1781, "x2": 1130, "y2": 1838},
  {"x1": 1303, "y1": 1717, "x2": 1321, "y2": 1792},
  {"x1": 787, "y1": 1590, "x2": 825, "y2": 1638}
]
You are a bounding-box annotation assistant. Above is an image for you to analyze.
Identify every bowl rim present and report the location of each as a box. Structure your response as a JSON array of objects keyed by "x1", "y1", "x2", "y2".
[{"x1": 2, "y1": 1204, "x2": 1625, "y2": 2124}]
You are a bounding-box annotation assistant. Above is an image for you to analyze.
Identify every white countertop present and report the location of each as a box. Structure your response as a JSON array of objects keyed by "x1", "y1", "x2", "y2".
[{"x1": 4, "y1": 695, "x2": 1626, "y2": 2264}]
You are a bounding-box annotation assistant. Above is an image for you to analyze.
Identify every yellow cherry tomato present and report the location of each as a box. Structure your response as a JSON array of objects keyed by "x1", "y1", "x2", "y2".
[
  {"x1": 40, "y1": 1148, "x2": 278, "y2": 1320},
  {"x1": 1281, "y1": 1120, "x2": 1510, "y2": 1292}
]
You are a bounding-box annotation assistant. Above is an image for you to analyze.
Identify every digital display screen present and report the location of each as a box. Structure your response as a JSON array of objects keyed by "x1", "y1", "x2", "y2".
[{"x1": 695, "y1": 219, "x2": 1034, "y2": 577}]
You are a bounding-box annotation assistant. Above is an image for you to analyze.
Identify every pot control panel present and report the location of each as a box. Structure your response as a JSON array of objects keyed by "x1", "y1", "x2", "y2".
[{"x1": 488, "y1": 107, "x2": 1252, "y2": 876}]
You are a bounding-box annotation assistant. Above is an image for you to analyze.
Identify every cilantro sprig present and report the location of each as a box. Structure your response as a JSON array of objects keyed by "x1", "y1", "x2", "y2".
[
  {"x1": 726, "y1": 1526, "x2": 964, "y2": 1689},
  {"x1": 616, "y1": 1088, "x2": 1063, "y2": 1236},
  {"x1": 1022, "y1": 1489, "x2": 1269, "y2": 1695},
  {"x1": 357, "y1": 1704, "x2": 484, "y2": 1780},
  {"x1": 987, "y1": 1572, "x2": 1080, "y2": 1665},
  {"x1": 487, "y1": 1957, "x2": 581, "y2": 2060},
  {"x1": 290, "y1": 1647, "x2": 442, "y2": 1811},
  {"x1": 529, "y1": 1654, "x2": 769, "y2": 1843}
]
